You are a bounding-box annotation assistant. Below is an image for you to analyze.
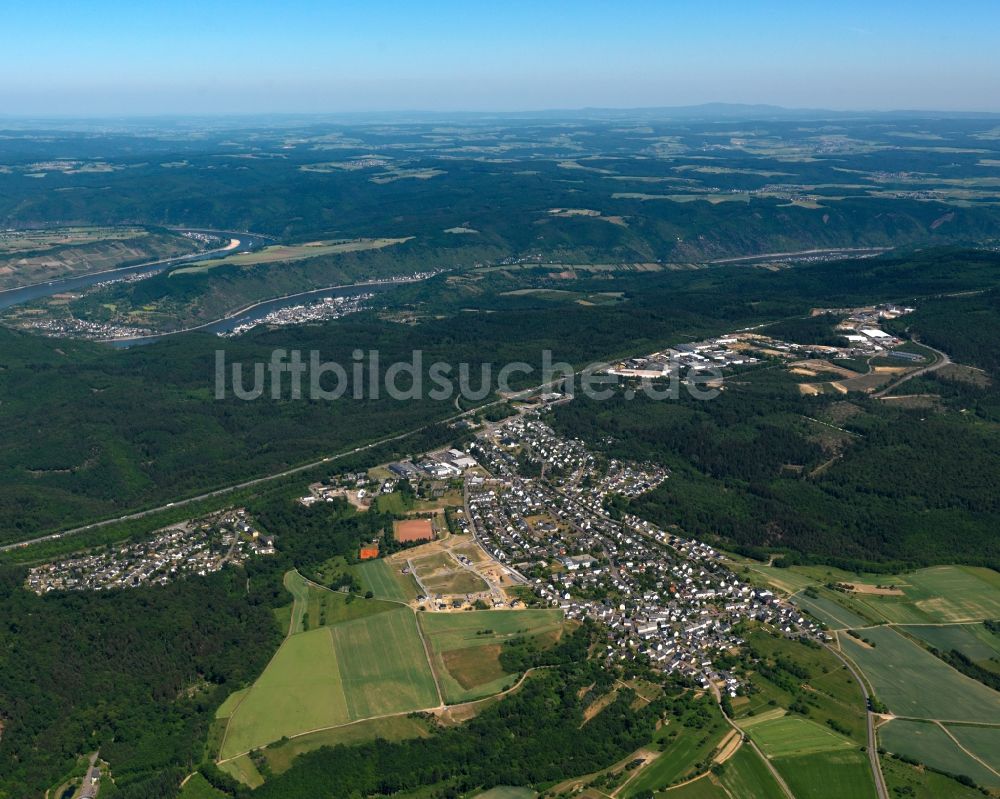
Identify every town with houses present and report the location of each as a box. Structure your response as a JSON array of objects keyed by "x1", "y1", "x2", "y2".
[
  {"x1": 462, "y1": 412, "x2": 825, "y2": 694},
  {"x1": 26, "y1": 509, "x2": 274, "y2": 594},
  {"x1": 223, "y1": 292, "x2": 373, "y2": 337},
  {"x1": 23, "y1": 305, "x2": 920, "y2": 685}
]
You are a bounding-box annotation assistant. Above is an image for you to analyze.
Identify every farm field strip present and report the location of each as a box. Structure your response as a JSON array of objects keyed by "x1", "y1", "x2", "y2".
[
  {"x1": 351, "y1": 559, "x2": 413, "y2": 603},
  {"x1": 879, "y1": 719, "x2": 1000, "y2": 789},
  {"x1": 744, "y1": 716, "x2": 854, "y2": 758},
  {"x1": 771, "y1": 749, "x2": 876, "y2": 799},
  {"x1": 944, "y1": 724, "x2": 1000, "y2": 774},
  {"x1": 841, "y1": 625, "x2": 1000, "y2": 723},
  {"x1": 329, "y1": 607, "x2": 441, "y2": 719},
  {"x1": 218, "y1": 626, "x2": 351, "y2": 759}
]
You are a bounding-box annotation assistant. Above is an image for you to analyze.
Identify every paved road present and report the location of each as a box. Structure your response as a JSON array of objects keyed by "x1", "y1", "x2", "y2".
[
  {"x1": 873, "y1": 339, "x2": 951, "y2": 398},
  {"x1": 824, "y1": 643, "x2": 889, "y2": 799}
]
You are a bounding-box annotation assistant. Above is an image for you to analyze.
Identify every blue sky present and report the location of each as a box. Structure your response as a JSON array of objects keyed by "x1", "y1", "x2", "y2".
[{"x1": 2, "y1": 0, "x2": 998, "y2": 115}]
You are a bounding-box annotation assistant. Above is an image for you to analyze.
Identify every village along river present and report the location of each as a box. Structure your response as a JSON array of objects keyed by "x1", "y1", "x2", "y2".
[{"x1": 0, "y1": 230, "x2": 429, "y2": 347}]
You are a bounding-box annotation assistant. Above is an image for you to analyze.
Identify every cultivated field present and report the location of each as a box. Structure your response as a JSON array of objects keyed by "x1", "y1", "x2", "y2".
[
  {"x1": 351, "y1": 558, "x2": 419, "y2": 603},
  {"x1": 220, "y1": 568, "x2": 441, "y2": 763},
  {"x1": 418, "y1": 609, "x2": 563, "y2": 702},
  {"x1": 262, "y1": 714, "x2": 431, "y2": 775},
  {"x1": 619, "y1": 703, "x2": 729, "y2": 797},
  {"x1": 771, "y1": 749, "x2": 875, "y2": 799},
  {"x1": 330, "y1": 608, "x2": 441, "y2": 719},
  {"x1": 947, "y1": 724, "x2": 1000, "y2": 774},
  {"x1": 741, "y1": 715, "x2": 854, "y2": 757},
  {"x1": 791, "y1": 590, "x2": 872, "y2": 629},
  {"x1": 840, "y1": 565, "x2": 1000, "y2": 625},
  {"x1": 171, "y1": 237, "x2": 412, "y2": 274},
  {"x1": 716, "y1": 745, "x2": 785, "y2": 798},
  {"x1": 879, "y1": 719, "x2": 1000, "y2": 789},
  {"x1": 738, "y1": 714, "x2": 874, "y2": 799},
  {"x1": 906, "y1": 622, "x2": 1000, "y2": 668},
  {"x1": 0, "y1": 227, "x2": 201, "y2": 288},
  {"x1": 219, "y1": 627, "x2": 351, "y2": 759},
  {"x1": 841, "y1": 626, "x2": 1000, "y2": 722}
]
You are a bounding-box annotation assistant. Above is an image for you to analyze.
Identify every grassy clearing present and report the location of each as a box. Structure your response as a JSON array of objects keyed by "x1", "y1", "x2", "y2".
[
  {"x1": 171, "y1": 237, "x2": 412, "y2": 274},
  {"x1": 740, "y1": 565, "x2": 1000, "y2": 627},
  {"x1": 472, "y1": 788, "x2": 536, "y2": 799},
  {"x1": 655, "y1": 776, "x2": 726, "y2": 797},
  {"x1": 178, "y1": 773, "x2": 227, "y2": 799},
  {"x1": 879, "y1": 719, "x2": 1000, "y2": 789},
  {"x1": 619, "y1": 704, "x2": 729, "y2": 796},
  {"x1": 733, "y1": 632, "x2": 868, "y2": 743},
  {"x1": 418, "y1": 609, "x2": 563, "y2": 649},
  {"x1": 717, "y1": 744, "x2": 786, "y2": 798},
  {"x1": 730, "y1": 560, "x2": 818, "y2": 595},
  {"x1": 214, "y1": 688, "x2": 249, "y2": 720},
  {"x1": 330, "y1": 607, "x2": 440, "y2": 718},
  {"x1": 263, "y1": 714, "x2": 432, "y2": 775},
  {"x1": 283, "y1": 569, "x2": 311, "y2": 634},
  {"x1": 745, "y1": 715, "x2": 854, "y2": 757},
  {"x1": 219, "y1": 627, "x2": 350, "y2": 759},
  {"x1": 302, "y1": 587, "x2": 397, "y2": 630},
  {"x1": 945, "y1": 724, "x2": 1000, "y2": 773},
  {"x1": 771, "y1": 749, "x2": 875, "y2": 799},
  {"x1": 842, "y1": 626, "x2": 1000, "y2": 722},
  {"x1": 351, "y1": 559, "x2": 415, "y2": 602},
  {"x1": 422, "y1": 570, "x2": 489, "y2": 595},
  {"x1": 218, "y1": 754, "x2": 264, "y2": 789}
]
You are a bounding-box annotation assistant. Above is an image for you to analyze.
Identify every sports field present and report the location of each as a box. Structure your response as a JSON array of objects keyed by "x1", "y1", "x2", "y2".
[
  {"x1": 330, "y1": 608, "x2": 441, "y2": 718},
  {"x1": 841, "y1": 625, "x2": 1000, "y2": 723},
  {"x1": 879, "y1": 719, "x2": 1000, "y2": 789},
  {"x1": 351, "y1": 559, "x2": 417, "y2": 602}
]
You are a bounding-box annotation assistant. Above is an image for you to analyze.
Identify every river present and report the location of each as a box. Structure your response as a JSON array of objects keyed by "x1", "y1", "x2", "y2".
[{"x1": 0, "y1": 229, "x2": 272, "y2": 311}]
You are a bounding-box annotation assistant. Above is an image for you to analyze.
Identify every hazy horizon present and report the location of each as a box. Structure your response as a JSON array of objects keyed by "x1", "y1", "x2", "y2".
[{"x1": 4, "y1": 0, "x2": 1000, "y2": 116}]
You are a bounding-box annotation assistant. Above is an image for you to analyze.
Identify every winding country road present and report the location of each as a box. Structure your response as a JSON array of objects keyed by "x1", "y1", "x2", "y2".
[{"x1": 823, "y1": 642, "x2": 889, "y2": 799}]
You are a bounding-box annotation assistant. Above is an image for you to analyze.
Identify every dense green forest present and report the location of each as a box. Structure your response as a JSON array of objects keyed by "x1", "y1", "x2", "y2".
[
  {"x1": 0, "y1": 483, "x2": 443, "y2": 797},
  {"x1": 2, "y1": 247, "x2": 999, "y2": 542},
  {"x1": 550, "y1": 352, "x2": 1000, "y2": 569},
  {"x1": 0, "y1": 565, "x2": 279, "y2": 798}
]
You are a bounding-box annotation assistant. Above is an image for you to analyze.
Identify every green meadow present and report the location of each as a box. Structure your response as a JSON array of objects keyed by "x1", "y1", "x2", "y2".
[{"x1": 841, "y1": 626, "x2": 1000, "y2": 723}]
